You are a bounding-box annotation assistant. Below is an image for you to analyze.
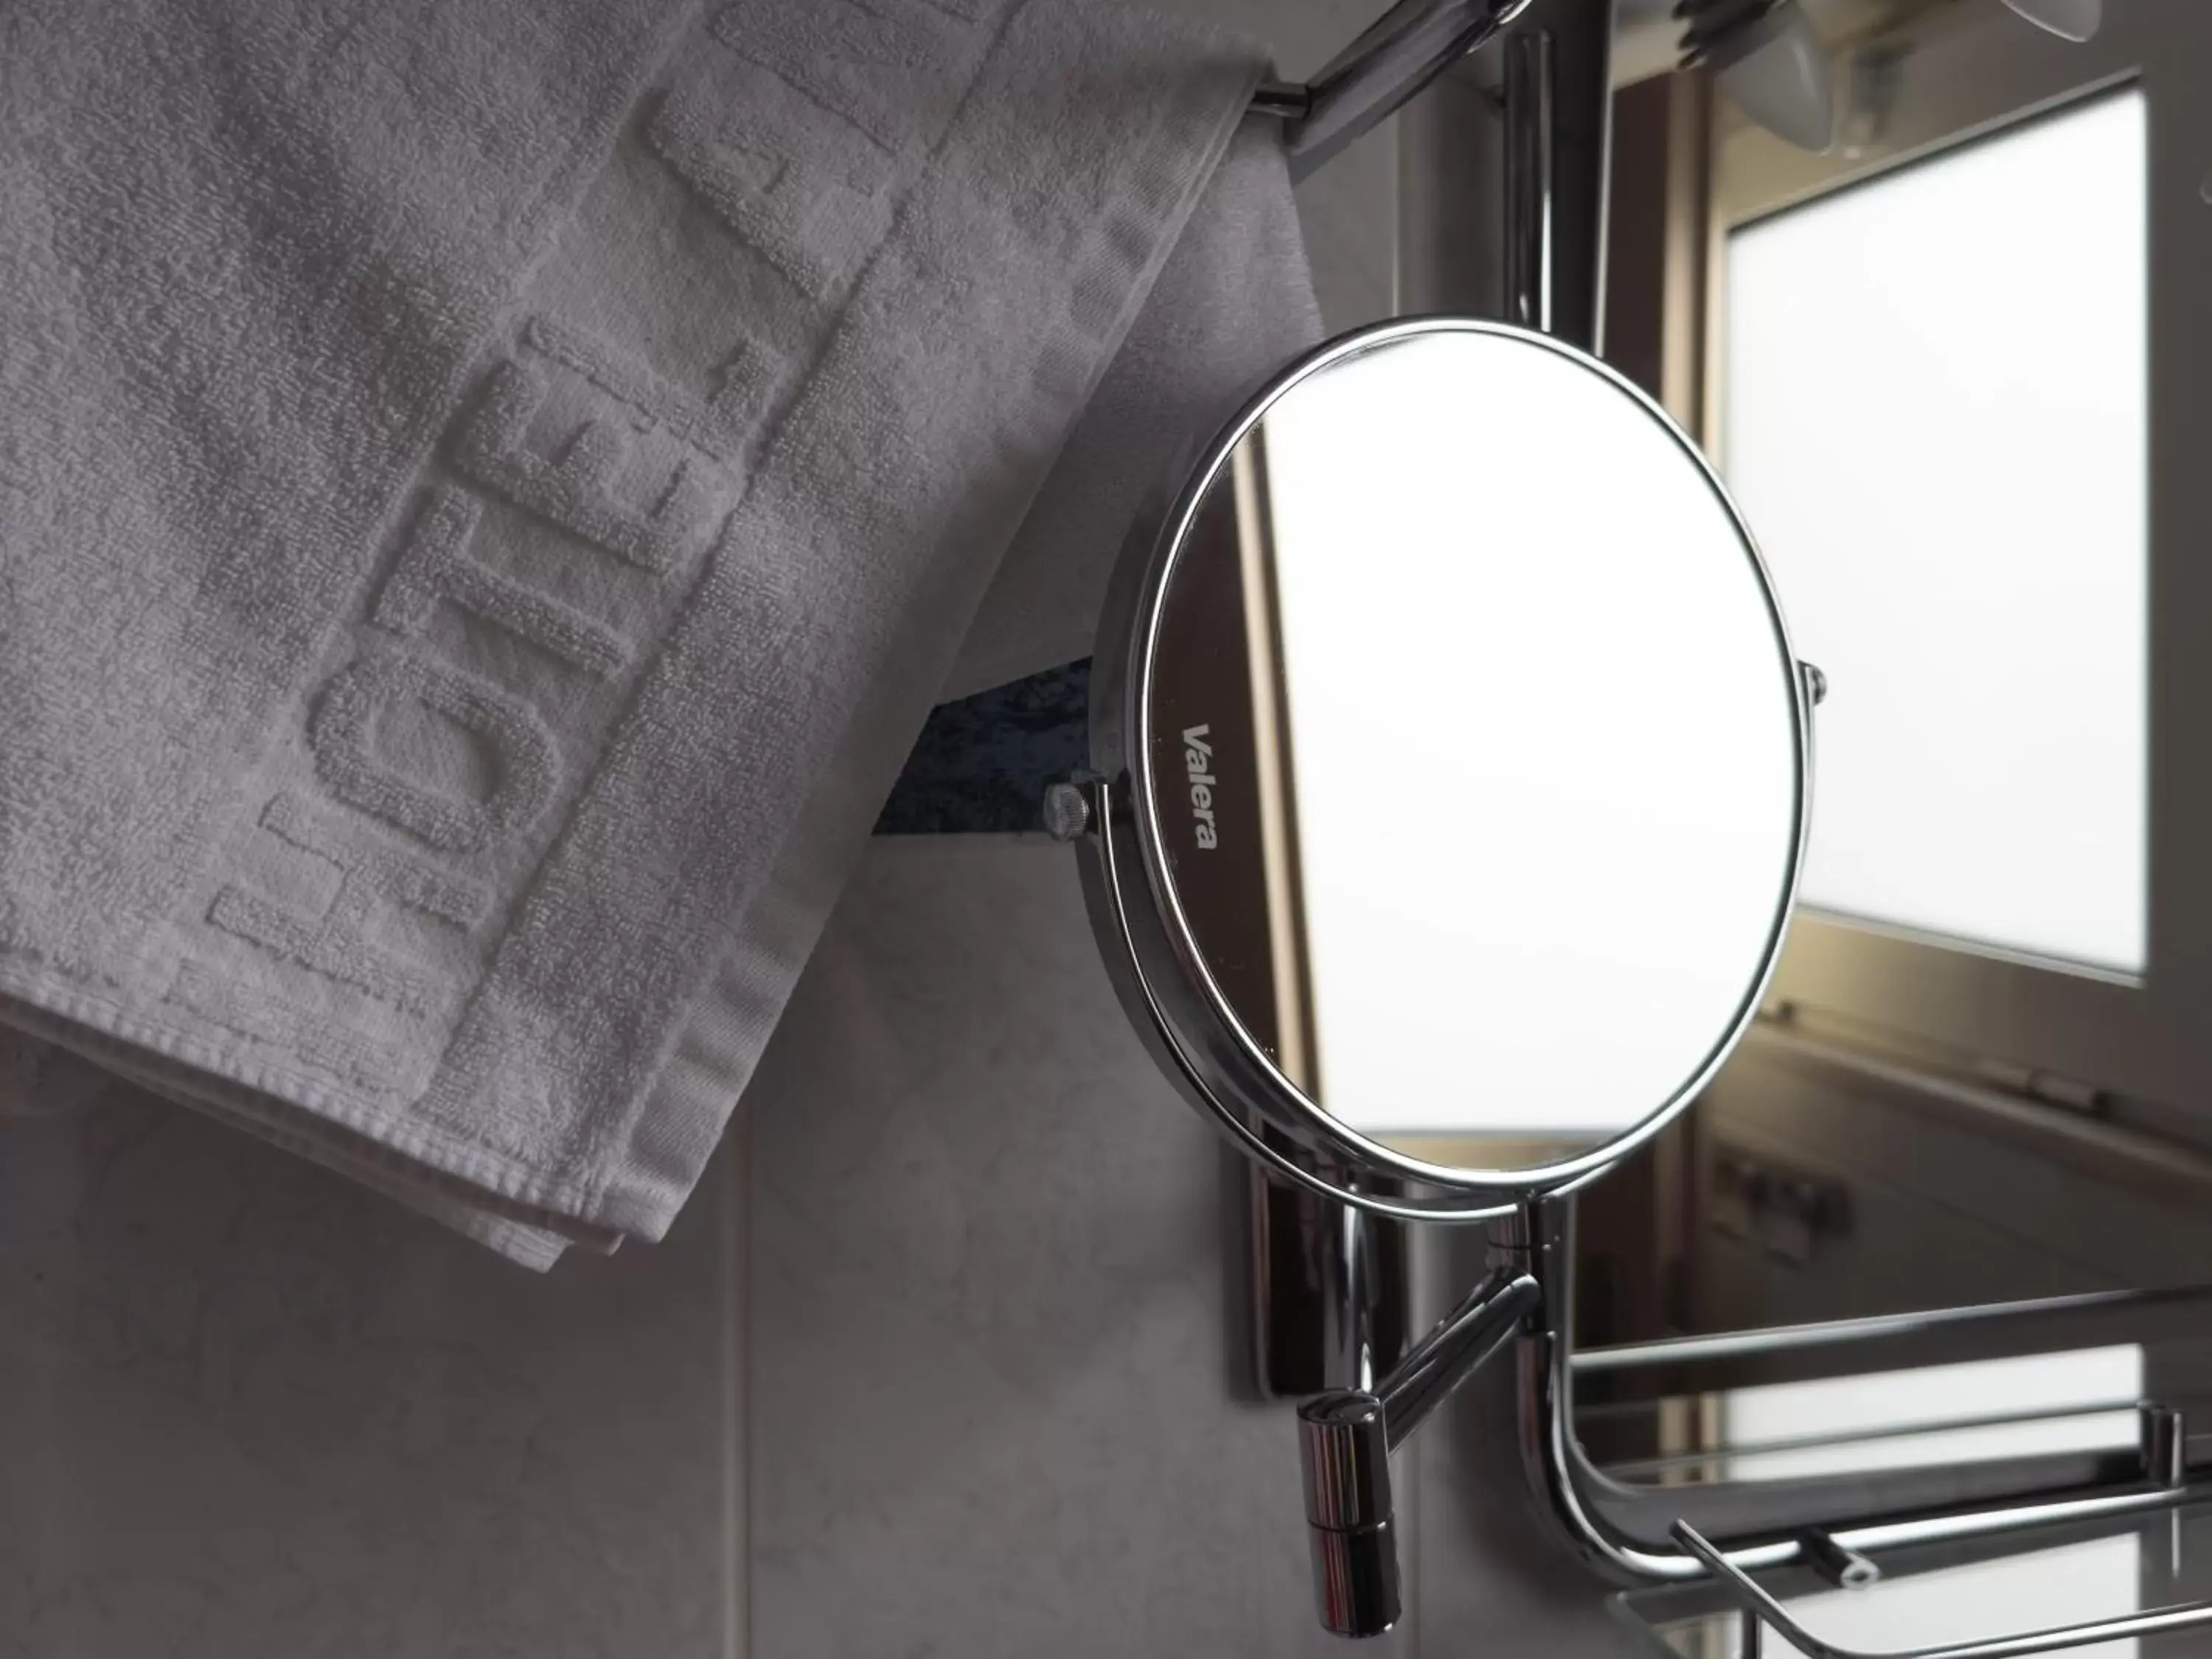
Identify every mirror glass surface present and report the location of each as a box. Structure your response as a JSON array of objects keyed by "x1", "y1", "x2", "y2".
[{"x1": 1141, "y1": 324, "x2": 1805, "y2": 1177}]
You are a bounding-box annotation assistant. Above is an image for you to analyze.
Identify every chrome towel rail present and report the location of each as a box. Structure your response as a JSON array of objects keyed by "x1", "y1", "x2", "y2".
[{"x1": 1246, "y1": 0, "x2": 1536, "y2": 178}]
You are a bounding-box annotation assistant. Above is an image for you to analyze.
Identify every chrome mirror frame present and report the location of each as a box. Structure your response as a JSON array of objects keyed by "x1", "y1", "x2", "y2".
[{"x1": 1049, "y1": 314, "x2": 1820, "y2": 1225}]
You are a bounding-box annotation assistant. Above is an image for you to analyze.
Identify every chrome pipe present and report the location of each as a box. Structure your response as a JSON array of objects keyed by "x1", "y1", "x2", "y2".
[
  {"x1": 1503, "y1": 0, "x2": 1613, "y2": 350},
  {"x1": 1249, "y1": 0, "x2": 1537, "y2": 182},
  {"x1": 1801, "y1": 1529, "x2": 1880, "y2": 1590},
  {"x1": 1251, "y1": 80, "x2": 1313, "y2": 120},
  {"x1": 2145, "y1": 1404, "x2": 2188, "y2": 1489},
  {"x1": 1503, "y1": 26, "x2": 1554, "y2": 333},
  {"x1": 1376, "y1": 1263, "x2": 1541, "y2": 1450},
  {"x1": 1297, "y1": 1261, "x2": 1543, "y2": 1636},
  {"x1": 1572, "y1": 1282, "x2": 2212, "y2": 1377}
]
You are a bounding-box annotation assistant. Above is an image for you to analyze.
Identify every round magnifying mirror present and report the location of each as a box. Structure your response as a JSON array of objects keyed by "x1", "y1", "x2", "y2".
[{"x1": 1077, "y1": 318, "x2": 1815, "y2": 1205}]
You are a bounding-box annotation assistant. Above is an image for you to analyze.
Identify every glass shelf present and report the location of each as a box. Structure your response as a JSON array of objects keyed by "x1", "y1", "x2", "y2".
[{"x1": 1611, "y1": 1500, "x2": 2212, "y2": 1659}]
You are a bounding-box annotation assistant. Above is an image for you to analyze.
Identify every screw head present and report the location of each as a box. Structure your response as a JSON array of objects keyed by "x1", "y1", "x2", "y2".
[{"x1": 1040, "y1": 781, "x2": 1093, "y2": 842}]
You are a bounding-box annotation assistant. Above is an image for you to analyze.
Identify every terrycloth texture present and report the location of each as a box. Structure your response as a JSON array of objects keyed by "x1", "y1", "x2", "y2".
[
  {"x1": 0, "y1": 0, "x2": 1293, "y2": 1264},
  {"x1": 950, "y1": 116, "x2": 1324, "y2": 698}
]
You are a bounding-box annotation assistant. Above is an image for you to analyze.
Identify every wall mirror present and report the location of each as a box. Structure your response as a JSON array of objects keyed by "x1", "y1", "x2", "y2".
[
  {"x1": 1037, "y1": 0, "x2": 2212, "y2": 1648},
  {"x1": 1048, "y1": 302, "x2": 1820, "y2": 1633},
  {"x1": 1054, "y1": 310, "x2": 1823, "y2": 1637},
  {"x1": 1068, "y1": 313, "x2": 1815, "y2": 1205}
]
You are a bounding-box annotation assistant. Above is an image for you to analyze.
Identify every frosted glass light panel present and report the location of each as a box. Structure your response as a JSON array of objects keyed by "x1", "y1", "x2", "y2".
[{"x1": 1724, "y1": 88, "x2": 2148, "y2": 973}]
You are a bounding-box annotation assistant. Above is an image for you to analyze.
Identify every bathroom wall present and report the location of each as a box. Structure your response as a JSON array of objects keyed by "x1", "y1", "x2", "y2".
[
  {"x1": 745, "y1": 838, "x2": 1398, "y2": 1655},
  {"x1": 0, "y1": 836, "x2": 1628, "y2": 1659},
  {"x1": 742, "y1": 839, "x2": 1627, "y2": 1658},
  {"x1": 0, "y1": 1034, "x2": 746, "y2": 1657},
  {"x1": 0, "y1": 6, "x2": 1644, "y2": 1657}
]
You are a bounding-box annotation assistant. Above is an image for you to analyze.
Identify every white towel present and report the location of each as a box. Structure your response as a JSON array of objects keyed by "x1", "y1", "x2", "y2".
[
  {"x1": 951, "y1": 111, "x2": 1324, "y2": 698},
  {"x1": 0, "y1": 0, "x2": 1320, "y2": 1264}
]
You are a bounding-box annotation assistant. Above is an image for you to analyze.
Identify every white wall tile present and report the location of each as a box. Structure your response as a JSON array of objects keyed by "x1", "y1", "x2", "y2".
[
  {"x1": 0, "y1": 1076, "x2": 745, "y2": 1659},
  {"x1": 745, "y1": 837, "x2": 1416, "y2": 1656}
]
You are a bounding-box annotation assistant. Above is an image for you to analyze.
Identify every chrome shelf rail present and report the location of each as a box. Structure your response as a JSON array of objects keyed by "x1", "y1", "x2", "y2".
[
  {"x1": 1673, "y1": 1517, "x2": 2212, "y2": 1659},
  {"x1": 1520, "y1": 1198, "x2": 2212, "y2": 1588}
]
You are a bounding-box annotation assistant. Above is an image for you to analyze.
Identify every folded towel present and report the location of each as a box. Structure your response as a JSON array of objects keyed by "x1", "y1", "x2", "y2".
[
  {"x1": 0, "y1": 0, "x2": 1313, "y2": 1263},
  {"x1": 950, "y1": 111, "x2": 1324, "y2": 698}
]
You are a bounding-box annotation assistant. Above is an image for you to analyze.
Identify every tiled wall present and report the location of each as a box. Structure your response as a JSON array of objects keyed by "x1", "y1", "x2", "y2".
[
  {"x1": 0, "y1": 836, "x2": 1625, "y2": 1658},
  {"x1": 0, "y1": 1040, "x2": 744, "y2": 1657},
  {"x1": 744, "y1": 838, "x2": 1403, "y2": 1655},
  {"x1": 742, "y1": 837, "x2": 1627, "y2": 1658}
]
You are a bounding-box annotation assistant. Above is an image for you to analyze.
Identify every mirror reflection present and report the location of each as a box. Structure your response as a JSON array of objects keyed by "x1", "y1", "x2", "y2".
[{"x1": 1144, "y1": 326, "x2": 1806, "y2": 1175}]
